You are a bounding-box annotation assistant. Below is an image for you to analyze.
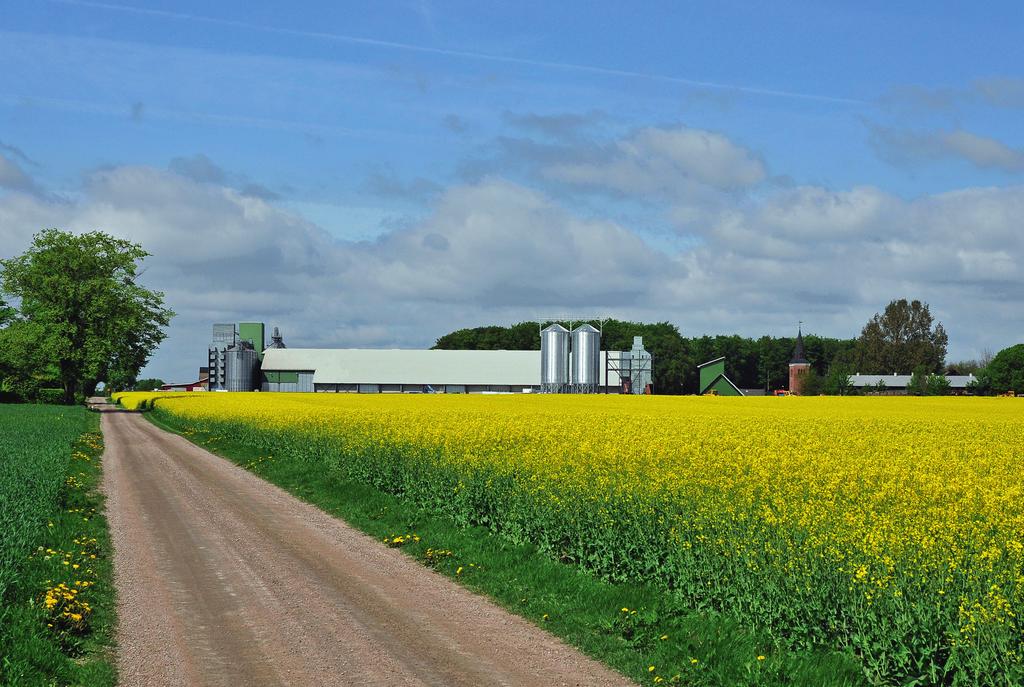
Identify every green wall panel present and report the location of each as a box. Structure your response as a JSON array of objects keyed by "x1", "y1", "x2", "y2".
[
  {"x1": 709, "y1": 376, "x2": 743, "y2": 396},
  {"x1": 699, "y1": 359, "x2": 725, "y2": 394},
  {"x1": 264, "y1": 371, "x2": 299, "y2": 384},
  {"x1": 239, "y1": 322, "x2": 266, "y2": 359}
]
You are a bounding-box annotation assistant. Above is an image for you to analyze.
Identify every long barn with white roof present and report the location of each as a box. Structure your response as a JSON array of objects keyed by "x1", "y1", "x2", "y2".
[{"x1": 259, "y1": 347, "x2": 625, "y2": 393}]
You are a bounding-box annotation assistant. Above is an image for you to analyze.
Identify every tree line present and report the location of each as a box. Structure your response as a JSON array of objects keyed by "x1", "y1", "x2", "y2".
[
  {"x1": 434, "y1": 300, "x2": 1022, "y2": 395},
  {"x1": 434, "y1": 321, "x2": 858, "y2": 394}
]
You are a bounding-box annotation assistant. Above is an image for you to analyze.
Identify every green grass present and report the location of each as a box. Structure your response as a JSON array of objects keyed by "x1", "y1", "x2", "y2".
[
  {"x1": 146, "y1": 409, "x2": 865, "y2": 687},
  {"x1": 0, "y1": 405, "x2": 116, "y2": 687}
]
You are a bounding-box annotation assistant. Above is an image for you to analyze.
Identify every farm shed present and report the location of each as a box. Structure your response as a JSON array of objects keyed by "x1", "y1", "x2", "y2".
[
  {"x1": 697, "y1": 357, "x2": 745, "y2": 396},
  {"x1": 849, "y1": 373, "x2": 979, "y2": 395},
  {"x1": 159, "y1": 379, "x2": 207, "y2": 392}
]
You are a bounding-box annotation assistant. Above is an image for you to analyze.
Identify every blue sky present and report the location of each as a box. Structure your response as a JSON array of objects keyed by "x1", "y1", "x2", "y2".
[{"x1": 1, "y1": 1, "x2": 1022, "y2": 380}]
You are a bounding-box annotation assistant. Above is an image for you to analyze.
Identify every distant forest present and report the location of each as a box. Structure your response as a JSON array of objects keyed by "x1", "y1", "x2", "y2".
[{"x1": 433, "y1": 320, "x2": 858, "y2": 395}]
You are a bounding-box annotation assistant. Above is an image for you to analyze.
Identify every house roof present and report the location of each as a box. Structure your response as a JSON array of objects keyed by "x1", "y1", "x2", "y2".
[{"x1": 697, "y1": 356, "x2": 725, "y2": 369}]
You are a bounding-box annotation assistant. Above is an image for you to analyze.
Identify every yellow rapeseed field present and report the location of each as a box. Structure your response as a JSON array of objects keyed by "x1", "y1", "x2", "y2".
[{"x1": 115, "y1": 391, "x2": 1024, "y2": 683}]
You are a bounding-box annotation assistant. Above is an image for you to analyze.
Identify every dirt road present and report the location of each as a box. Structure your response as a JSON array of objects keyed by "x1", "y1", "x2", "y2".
[{"x1": 98, "y1": 402, "x2": 632, "y2": 687}]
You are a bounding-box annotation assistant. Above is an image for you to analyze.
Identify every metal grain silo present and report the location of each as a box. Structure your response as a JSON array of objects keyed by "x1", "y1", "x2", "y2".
[
  {"x1": 540, "y1": 324, "x2": 569, "y2": 392},
  {"x1": 571, "y1": 324, "x2": 601, "y2": 392},
  {"x1": 224, "y1": 344, "x2": 259, "y2": 392}
]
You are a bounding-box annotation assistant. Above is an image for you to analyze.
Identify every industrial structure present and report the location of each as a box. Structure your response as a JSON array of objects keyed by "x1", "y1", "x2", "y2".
[
  {"x1": 206, "y1": 323, "x2": 234, "y2": 390},
  {"x1": 605, "y1": 336, "x2": 653, "y2": 394},
  {"x1": 207, "y1": 322, "x2": 264, "y2": 391},
  {"x1": 197, "y1": 322, "x2": 652, "y2": 394}
]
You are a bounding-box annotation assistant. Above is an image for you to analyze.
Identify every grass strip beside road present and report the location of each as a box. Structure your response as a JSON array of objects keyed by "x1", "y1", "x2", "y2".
[
  {"x1": 145, "y1": 407, "x2": 864, "y2": 687},
  {"x1": 0, "y1": 405, "x2": 116, "y2": 687}
]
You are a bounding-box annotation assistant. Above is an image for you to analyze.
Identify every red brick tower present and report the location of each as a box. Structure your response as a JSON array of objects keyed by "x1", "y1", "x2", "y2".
[{"x1": 788, "y1": 327, "x2": 810, "y2": 394}]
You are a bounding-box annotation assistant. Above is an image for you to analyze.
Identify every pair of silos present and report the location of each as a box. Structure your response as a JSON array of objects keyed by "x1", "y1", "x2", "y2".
[{"x1": 540, "y1": 323, "x2": 601, "y2": 392}]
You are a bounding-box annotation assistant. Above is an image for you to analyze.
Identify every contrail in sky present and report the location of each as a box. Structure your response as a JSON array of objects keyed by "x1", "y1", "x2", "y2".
[{"x1": 52, "y1": 0, "x2": 866, "y2": 106}]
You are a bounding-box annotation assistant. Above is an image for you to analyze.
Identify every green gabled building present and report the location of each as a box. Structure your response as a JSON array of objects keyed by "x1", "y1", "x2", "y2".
[{"x1": 697, "y1": 357, "x2": 745, "y2": 396}]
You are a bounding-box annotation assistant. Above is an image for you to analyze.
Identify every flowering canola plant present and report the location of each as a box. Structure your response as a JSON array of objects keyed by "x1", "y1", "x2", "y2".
[{"x1": 117, "y1": 391, "x2": 1024, "y2": 684}]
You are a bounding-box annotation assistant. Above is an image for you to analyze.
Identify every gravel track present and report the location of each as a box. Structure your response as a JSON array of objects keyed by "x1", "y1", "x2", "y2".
[{"x1": 98, "y1": 402, "x2": 632, "y2": 686}]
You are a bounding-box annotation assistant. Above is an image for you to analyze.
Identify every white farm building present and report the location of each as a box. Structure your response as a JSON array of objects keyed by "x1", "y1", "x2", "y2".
[
  {"x1": 849, "y1": 373, "x2": 979, "y2": 395},
  {"x1": 259, "y1": 348, "x2": 627, "y2": 394}
]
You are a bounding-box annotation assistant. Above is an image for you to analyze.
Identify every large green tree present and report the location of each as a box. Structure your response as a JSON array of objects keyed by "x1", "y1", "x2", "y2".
[
  {"x1": 0, "y1": 297, "x2": 13, "y2": 327},
  {"x1": 0, "y1": 229, "x2": 174, "y2": 404},
  {"x1": 855, "y1": 299, "x2": 948, "y2": 374},
  {"x1": 980, "y1": 344, "x2": 1024, "y2": 395}
]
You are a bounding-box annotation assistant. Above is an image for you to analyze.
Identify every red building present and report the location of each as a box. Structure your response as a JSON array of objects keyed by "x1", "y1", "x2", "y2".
[{"x1": 788, "y1": 328, "x2": 811, "y2": 395}]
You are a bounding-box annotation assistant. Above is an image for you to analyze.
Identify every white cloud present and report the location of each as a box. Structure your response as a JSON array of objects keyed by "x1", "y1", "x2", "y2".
[
  {"x1": 0, "y1": 153, "x2": 39, "y2": 194},
  {"x1": 0, "y1": 167, "x2": 688, "y2": 379},
  {"x1": 878, "y1": 77, "x2": 1024, "y2": 113},
  {"x1": 690, "y1": 184, "x2": 1024, "y2": 329},
  {"x1": 1, "y1": 158, "x2": 1021, "y2": 380},
  {"x1": 353, "y1": 180, "x2": 683, "y2": 306},
  {"x1": 940, "y1": 131, "x2": 1024, "y2": 172},
  {"x1": 168, "y1": 154, "x2": 227, "y2": 184},
  {"x1": 870, "y1": 125, "x2": 1024, "y2": 173},
  {"x1": 754, "y1": 186, "x2": 897, "y2": 242},
  {"x1": 973, "y1": 77, "x2": 1024, "y2": 109},
  {"x1": 75, "y1": 166, "x2": 329, "y2": 269},
  {"x1": 544, "y1": 125, "x2": 766, "y2": 194}
]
